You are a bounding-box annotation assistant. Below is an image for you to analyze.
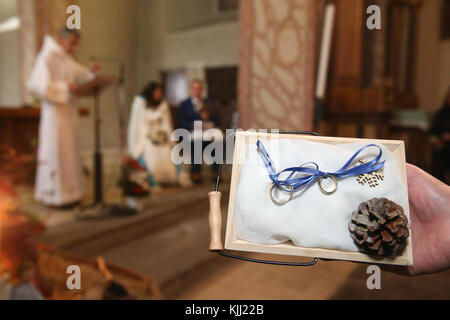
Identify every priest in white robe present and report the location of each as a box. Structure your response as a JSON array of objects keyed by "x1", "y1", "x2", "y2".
[{"x1": 27, "y1": 28, "x2": 99, "y2": 207}]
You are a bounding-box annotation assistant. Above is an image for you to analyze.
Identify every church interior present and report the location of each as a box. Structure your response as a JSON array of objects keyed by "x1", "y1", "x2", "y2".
[{"x1": 0, "y1": 0, "x2": 449, "y2": 300}]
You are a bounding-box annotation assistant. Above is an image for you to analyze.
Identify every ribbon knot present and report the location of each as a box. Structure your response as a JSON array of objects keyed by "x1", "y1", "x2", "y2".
[{"x1": 256, "y1": 140, "x2": 385, "y2": 194}]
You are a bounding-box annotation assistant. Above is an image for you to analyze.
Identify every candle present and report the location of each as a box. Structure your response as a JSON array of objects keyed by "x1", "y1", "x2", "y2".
[{"x1": 315, "y1": 3, "x2": 336, "y2": 100}]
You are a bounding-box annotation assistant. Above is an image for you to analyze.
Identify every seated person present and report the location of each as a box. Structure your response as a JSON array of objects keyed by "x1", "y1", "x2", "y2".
[
  {"x1": 128, "y1": 82, "x2": 191, "y2": 188},
  {"x1": 178, "y1": 79, "x2": 221, "y2": 183},
  {"x1": 430, "y1": 88, "x2": 450, "y2": 184}
]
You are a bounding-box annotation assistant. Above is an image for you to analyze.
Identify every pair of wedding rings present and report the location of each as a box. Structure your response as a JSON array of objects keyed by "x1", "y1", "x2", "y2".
[{"x1": 269, "y1": 175, "x2": 338, "y2": 206}]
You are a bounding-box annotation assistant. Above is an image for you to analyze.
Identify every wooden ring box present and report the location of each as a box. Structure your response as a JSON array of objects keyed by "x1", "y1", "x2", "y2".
[{"x1": 208, "y1": 131, "x2": 413, "y2": 266}]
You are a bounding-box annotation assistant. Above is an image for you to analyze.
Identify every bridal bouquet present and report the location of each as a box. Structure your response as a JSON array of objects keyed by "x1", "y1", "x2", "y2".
[{"x1": 118, "y1": 157, "x2": 150, "y2": 198}]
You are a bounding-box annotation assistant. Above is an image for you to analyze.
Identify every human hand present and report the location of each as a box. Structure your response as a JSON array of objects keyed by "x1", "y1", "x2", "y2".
[
  {"x1": 203, "y1": 121, "x2": 214, "y2": 129},
  {"x1": 89, "y1": 61, "x2": 101, "y2": 73},
  {"x1": 383, "y1": 164, "x2": 450, "y2": 275},
  {"x1": 68, "y1": 82, "x2": 78, "y2": 93},
  {"x1": 78, "y1": 107, "x2": 90, "y2": 117}
]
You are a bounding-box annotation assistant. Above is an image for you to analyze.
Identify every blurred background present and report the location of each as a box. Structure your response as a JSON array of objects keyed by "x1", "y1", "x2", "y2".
[{"x1": 0, "y1": 0, "x2": 449, "y2": 299}]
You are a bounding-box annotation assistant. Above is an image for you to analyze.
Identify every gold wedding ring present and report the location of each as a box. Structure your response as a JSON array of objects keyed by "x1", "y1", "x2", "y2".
[
  {"x1": 318, "y1": 175, "x2": 337, "y2": 195},
  {"x1": 269, "y1": 183, "x2": 294, "y2": 206}
]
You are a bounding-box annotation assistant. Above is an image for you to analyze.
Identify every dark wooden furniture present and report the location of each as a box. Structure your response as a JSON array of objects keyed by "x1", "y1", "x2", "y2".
[
  {"x1": 318, "y1": 0, "x2": 430, "y2": 170},
  {"x1": 441, "y1": 0, "x2": 450, "y2": 39},
  {"x1": 319, "y1": 111, "x2": 431, "y2": 170},
  {"x1": 321, "y1": 111, "x2": 391, "y2": 138},
  {"x1": 0, "y1": 106, "x2": 40, "y2": 154},
  {"x1": 390, "y1": 125, "x2": 430, "y2": 169},
  {"x1": 327, "y1": 0, "x2": 423, "y2": 113},
  {"x1": 206, "y1": 66, "x2": 238, "y2": 131}
]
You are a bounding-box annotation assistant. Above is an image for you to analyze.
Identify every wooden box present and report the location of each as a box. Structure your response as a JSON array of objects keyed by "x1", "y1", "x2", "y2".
[{"x1": 223, "y1": 131, "x2": 413, "y2": 266}]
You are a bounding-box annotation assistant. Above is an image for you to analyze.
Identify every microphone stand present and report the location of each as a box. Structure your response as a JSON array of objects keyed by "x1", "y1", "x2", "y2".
[
  {"x1": 79, "y1": 57, "x2": 137, "y2": 219},
  {"x1": 106, "y1": 60, "x2": 139, "y2": 216}
]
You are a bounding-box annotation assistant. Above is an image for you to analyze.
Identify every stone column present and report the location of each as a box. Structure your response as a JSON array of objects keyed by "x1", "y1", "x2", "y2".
[{"x1": 238, "y1": 0, "x2": 317, "y2": 130}]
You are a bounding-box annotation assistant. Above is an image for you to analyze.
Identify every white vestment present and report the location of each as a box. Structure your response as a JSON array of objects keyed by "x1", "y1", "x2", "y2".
[
  {"x1": 27, "y1": 35, "x2": 94, "y2": 206},
  {"x1": 128, "y1": 96, "x2": 181, "y2": 185}
]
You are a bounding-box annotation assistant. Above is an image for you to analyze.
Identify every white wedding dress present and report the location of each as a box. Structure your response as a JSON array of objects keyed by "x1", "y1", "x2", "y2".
[{"x1": 128, "y1": 96, "x2": 191, "y2": 186}]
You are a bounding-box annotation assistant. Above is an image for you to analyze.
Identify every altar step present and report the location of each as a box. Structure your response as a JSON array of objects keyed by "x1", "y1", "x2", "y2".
[{"x1": 38, "y1": 182, "x2": 230, "y2": 298}]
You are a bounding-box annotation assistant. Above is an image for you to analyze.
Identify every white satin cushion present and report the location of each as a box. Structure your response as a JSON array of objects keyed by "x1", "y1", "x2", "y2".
[{"x1": 234, "y1": 139, "x2": 408, "y2": 252}]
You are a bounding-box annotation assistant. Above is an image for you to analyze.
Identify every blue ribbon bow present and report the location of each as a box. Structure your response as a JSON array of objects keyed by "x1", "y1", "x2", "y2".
[{"x1": 256, "y1": 140, "x2": 385, "y2": 193}]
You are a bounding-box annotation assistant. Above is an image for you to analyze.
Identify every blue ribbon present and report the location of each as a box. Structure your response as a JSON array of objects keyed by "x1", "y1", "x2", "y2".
[{"x1": 256, "y1": 140, "x2": 385, "y2": 193}]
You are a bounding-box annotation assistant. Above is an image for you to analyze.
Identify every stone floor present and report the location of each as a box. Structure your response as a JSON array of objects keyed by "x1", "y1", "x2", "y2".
[
  {"x1": 24, "y1": 176, "x2": 450, "y2": 300},
  {"x1": 175, "y1": 255, "x2": 450, "y2": 300}
]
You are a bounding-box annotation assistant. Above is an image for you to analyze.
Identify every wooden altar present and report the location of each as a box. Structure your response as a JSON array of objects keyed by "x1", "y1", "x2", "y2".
[{"x1": 0, "y1": 106, "x2": 40, "y2": 154}]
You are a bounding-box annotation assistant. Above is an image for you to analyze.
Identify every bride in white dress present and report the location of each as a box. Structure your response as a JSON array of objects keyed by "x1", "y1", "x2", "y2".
[{"x1": 128, "y1": 82, "x2": 191, "y2": 188}]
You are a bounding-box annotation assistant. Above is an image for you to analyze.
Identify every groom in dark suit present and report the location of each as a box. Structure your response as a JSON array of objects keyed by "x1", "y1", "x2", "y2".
[
  {"x1": 178, "y1": 79, "x2": 219, "y2": 183},
  {"x1": 178, "y1": 79, "x2": 204, "y2": 132}
]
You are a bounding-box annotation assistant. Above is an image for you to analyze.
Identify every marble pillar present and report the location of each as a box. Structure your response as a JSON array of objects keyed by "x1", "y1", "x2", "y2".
[{"x1": 238, "y1": 0, "x2": 317, "y2": 130}]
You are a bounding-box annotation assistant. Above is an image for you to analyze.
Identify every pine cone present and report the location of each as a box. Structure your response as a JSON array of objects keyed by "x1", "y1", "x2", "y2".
[{"x1": 349, "y1": 198, "x2": 410, "y2": 257}]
